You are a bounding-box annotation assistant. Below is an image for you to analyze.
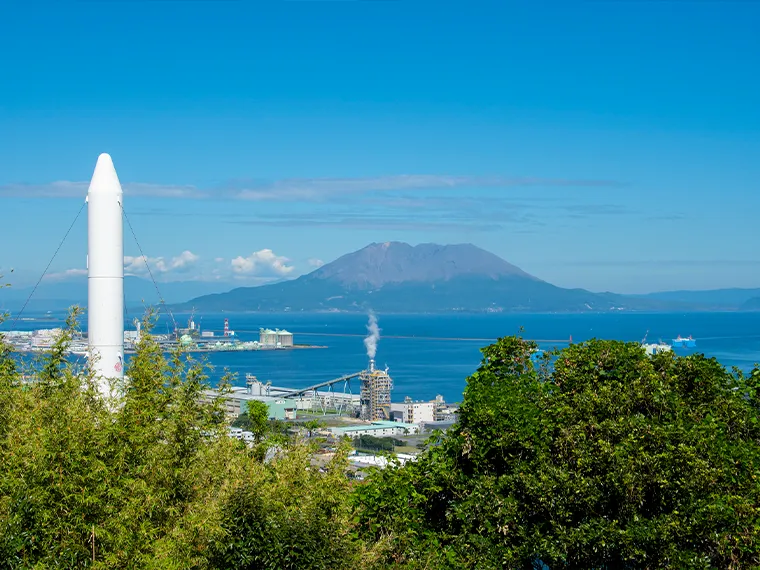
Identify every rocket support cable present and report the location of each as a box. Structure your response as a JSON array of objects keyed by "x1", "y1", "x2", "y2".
[
  {"x1": 10, "y1": 200, "x2": 87, "y2": 329},
  {"x1": 119, "y1": 201, "x2": 177, "y2": 332}
]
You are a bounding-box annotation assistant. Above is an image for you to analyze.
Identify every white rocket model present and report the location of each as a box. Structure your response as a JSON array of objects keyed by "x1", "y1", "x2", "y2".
[{"x1": 87, "y1": 153, "x2": 124, "y2": 396}]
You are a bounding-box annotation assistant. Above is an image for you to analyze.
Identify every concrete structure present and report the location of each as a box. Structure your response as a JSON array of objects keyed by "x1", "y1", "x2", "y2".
[
  {"x1": 391, "y1": 398, "x2": 436, "y2": 424},
  {"x1": 359, "y1": 359, "x2": 393, "y2": 421},
  {"x1": 87, "y1": 153, "x2": 124, "y2": 397},
  {"x1": 259, "y1": 328, "x2": 278, "y2": 347},
  {"x1": 277, "y1": 330, "x2": 293, "y2": 347}
]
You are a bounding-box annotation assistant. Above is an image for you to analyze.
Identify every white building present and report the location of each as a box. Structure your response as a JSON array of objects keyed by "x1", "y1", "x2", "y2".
[
  {"x1": 30, "y1": 328, "x2": 63, "y2": 349},
  {"x1": 330, "y1": 421, "x2": 419, "y2": 438},
  {"x1": 391, "y1": 395, "x2": 448, "y2": 424},
  {"x1": 348, "y1": 452, "x2": 417, "y2": 469}
]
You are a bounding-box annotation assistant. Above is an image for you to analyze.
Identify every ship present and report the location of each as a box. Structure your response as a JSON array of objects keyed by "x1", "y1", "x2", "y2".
[
  {"x1": 640, "y1": 330, "x2": 673, "y2": 356},
  {"x1": 671, "y1": 335, "x2": 696, "y2": 348}
]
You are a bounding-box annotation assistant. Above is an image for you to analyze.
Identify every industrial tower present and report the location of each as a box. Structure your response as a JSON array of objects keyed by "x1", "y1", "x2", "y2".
[{"x1": 359, "y1": 359, "x2": 393, "y2": 421}]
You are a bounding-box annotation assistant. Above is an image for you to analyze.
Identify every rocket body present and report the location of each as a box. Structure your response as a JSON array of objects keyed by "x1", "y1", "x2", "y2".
[{"x1": 87, "y1": 153, "x2": 124, "y2": 394}]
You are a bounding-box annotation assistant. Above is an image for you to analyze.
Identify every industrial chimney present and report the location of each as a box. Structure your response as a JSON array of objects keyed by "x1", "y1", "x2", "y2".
[{"x1": 87, "y1": 153, "x2": 124, "y2": 397}]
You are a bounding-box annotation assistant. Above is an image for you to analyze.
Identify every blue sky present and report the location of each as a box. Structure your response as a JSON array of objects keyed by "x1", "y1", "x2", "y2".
[{"x1": 1, "y1": 0, "x2": 758, "y2": 294}]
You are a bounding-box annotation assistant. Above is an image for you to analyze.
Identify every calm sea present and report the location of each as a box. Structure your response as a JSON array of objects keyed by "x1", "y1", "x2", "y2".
[{"x1": 4, "y1": 311, "x2": 760, "y2": 403}]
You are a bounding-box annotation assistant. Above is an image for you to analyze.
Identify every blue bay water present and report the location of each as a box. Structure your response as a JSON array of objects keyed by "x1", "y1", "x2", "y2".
[{"x1": 5, "y1": 311, "x2": 760, "y2": 403}]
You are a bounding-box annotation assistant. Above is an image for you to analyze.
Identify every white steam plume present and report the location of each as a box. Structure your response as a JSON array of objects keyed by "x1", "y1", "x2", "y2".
[{"x1": 363, "y1": 311, "x2": 380, "y2": 359}]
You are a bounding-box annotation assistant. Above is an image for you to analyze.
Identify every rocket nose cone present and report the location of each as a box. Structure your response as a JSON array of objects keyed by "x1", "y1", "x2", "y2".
[{"x1": 88, "y1": 153, "x2": 123, "y2": 195}]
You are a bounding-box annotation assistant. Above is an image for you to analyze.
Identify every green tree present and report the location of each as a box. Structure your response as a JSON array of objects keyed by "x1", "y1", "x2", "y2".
[
  {"x1": 247, "y1": 399, "x2": 271, "y2": 441},
  {"x1": 355, "y1": 336, "x2": 760, "y2": 569},
  {"x1": 352, "y1": 435, "x2": 404, "y2": 452},
  {"x1": 234, "y1": 400, "x2": 271, "y2": 442},
  {"x1": 303, "y1": 418, "x2": 324, "y2": 438}
]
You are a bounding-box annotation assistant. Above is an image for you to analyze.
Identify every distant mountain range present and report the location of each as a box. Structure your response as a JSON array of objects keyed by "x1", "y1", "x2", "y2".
[
  {"x1": 740, "y1": 297, "x2": 760, "y2": 312},
  {"x1": 4, "y1": 242, "x2": 758, "y2": 315},
  {"x1": 631, "y1": 288, "x2": 760, "y2": 308},
  {"x1": 0, "y1": 276, "x2": 232, "y2": 313},
  {"x1": 172, "y1": 242, "x2": 759, "y2": 314}
]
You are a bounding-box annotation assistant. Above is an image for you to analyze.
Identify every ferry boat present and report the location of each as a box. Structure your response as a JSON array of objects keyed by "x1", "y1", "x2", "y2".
[{"x1": 671, "y1": 335, "x2": 696, "y2": 348}]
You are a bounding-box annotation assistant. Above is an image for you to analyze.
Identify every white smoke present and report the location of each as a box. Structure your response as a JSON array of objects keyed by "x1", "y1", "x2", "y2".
[{"x1": 363, "y1": 311, "x2": 380, "y2": 359}]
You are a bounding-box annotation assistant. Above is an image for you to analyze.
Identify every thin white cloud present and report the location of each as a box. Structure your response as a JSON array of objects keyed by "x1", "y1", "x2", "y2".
[
  {"x1": 0, "y1": 174, "x2": 622, "y2": 201},
  {"x1": 0, "y1": 181, "x2": 88, "y2": 198},
  {"x1": 230, "y1": 249, "x2": 295, "y2": 277},
  {"x1": 124, "y1": 250, "x2": 200, "y2": 275},
  {"x1": 43, "y1": 268, "x2": 88, "y2": 281},
  {"x1": 307, "y1": 258, "x2": 325, "y2": 268},
  {"x1": 231, "y1": 175, "x2": 622, "y2": 202},
  {"x1": 125, "y1": 183, "x2": 204, "y2": 198},
  {"x1": 0, "y1": 181, "x2": 204, "y2": 199}
]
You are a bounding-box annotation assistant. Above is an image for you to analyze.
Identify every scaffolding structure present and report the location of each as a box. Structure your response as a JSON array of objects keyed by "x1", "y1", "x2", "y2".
[{"x1": 359, "y1": 359, "x2": 393, "y2": 421}]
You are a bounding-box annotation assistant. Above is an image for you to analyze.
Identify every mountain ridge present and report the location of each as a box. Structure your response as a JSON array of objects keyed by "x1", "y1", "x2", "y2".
[
  {"x1": 171, "y1": 242, "x2": 695, "y2": 313},
  {"x1": 5, "y1": 243, "x2": 758, "y2": 314},
  {"x1": 304, "y1": 241, "x2": 539, "y2": 289}
]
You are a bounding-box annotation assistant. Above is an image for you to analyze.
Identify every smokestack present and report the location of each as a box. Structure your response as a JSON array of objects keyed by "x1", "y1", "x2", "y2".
[
  {"x1": 87, "y1": 153, "x2": 124, "y2": 397},
  {"x1": 369, "y1": 358, "x2": 375, "y2": 373}
]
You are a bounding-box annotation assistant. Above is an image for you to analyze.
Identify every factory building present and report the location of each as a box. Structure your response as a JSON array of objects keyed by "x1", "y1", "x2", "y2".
[
  {"x1": 359, "y1": 359, "x2": 393, "y2": 421},
  {"x1": 30, "y1": 328, "x2": 64, "y2": 349},
  {"x1": 390, "y1": 398, "x2": 435, "y2": 424},
  {"x1": 331, "y1": 420, "x2": 419, "y2": 438},
  {"x1": 202, "y1": 387, "x2": 298, "y2": 421},
  {"x1": 259, "y1": 328, "x2": 294, "y2": 348},
  {"x1": 390, "y1": 395, "x2": 448, "y2": 425}
]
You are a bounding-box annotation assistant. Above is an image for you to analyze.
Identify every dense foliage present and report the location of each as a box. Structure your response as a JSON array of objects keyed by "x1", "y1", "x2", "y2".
[
  {"x1": 1, "y1": 303, "x2": 758, "y2": 569},
  {"x1": 355, "y1": 336, "x2": 760, "y2": 569},
  {"x1": 0, "y1": 311, "x2": 378, "y2": 569},
  {"x1": 353, "y1": 434, "x2": 405, "y2": 452}
]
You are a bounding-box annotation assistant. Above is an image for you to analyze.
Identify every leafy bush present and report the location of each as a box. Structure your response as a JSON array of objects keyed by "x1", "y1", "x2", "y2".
[{"x1": 355, "y1": 336, "x2": 760, "y2": 569}]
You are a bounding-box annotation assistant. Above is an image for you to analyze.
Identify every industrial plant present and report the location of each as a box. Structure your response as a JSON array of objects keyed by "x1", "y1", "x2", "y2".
[{"x1": 200, "y1": 311, "x2": 459, "y2": 440}]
